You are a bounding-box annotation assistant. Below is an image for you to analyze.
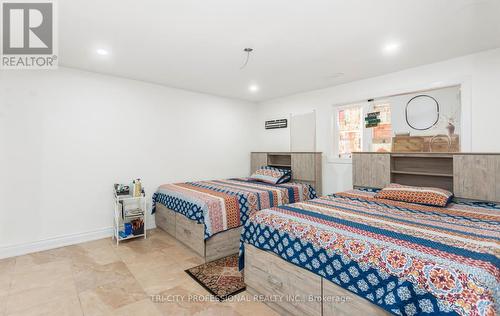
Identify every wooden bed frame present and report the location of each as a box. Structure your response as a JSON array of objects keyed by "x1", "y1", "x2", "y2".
[
  {"x1": 245, "y1": 244, "x2": 389, "y2": 316},
  {"x1": 154, "y1": 151, "x2": 322, "y2": 262},
  {"x1": 352, "y1": 152, "x2": 500, "y2": 202},
  {"x1": 155, "y1": 203, "x2": 242, "y2": 262},
  {"x1": 244, "y1": 152, "x2": 500, "y2": 315}
]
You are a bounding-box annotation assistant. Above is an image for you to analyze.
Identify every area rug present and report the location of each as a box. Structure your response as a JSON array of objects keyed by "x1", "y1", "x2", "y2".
[{"x1": 185, "y1": 254, "x2": 245, "y2": 301}]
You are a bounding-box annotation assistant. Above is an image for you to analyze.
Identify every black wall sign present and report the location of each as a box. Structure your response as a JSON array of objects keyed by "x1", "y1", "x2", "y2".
[{"x1": 265, "y1": 119, "x2": 288, "y2": 129}]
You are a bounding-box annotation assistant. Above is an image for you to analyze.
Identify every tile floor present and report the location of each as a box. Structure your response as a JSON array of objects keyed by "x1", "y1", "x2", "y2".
[{"x1": 0, "y1": 229, "x2": 279, "y2": 316}]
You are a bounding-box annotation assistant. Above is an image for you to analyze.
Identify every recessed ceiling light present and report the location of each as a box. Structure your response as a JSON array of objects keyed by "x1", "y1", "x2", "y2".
[
  {"x1": 382, "y1": 42, "x2": 401, "y2": 55},
  {"x1": 96, "y1": 49, "x2": 109, "y2": 56},
  {"x1": 248, "y1": 84, "x2": 259, "y2": 92}
]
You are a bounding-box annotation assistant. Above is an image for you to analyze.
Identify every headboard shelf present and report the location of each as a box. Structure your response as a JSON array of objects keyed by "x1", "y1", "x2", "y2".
[
  {"x1": 392, "y1": 173, "x2": 454, "y2": 192},
  {"x1": 391, "y1": 170, "x2": 453, "y2": 178},
  {"x1": 391, "y1": 155, "x2": 453, "y2": 181},
  {"x1": 251, "y1": 152, "x2": 322, "y2": 195},
  {"x1": 267, "y1": 154, "x2": 292, "y2": 168},
  {"x1": 352, "y1": 152, "x2": 500, "y2": 202},
  {"x1": 268, "y1": 163, "x2": 292, "y2": 168}
]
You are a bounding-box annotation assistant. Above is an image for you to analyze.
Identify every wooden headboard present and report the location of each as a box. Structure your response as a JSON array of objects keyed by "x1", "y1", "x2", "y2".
[
  {"x1": 352, "y1": 152, "x2": 500, "y2": 202},
  {"x1": 251, "y1": 152, "x2": 322, "y2": 195}
]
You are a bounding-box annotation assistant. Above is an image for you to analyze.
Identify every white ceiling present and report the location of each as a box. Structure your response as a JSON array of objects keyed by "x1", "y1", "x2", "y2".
[{"x1": 59, "y1": 0, "x2": 500, "y2": 101}]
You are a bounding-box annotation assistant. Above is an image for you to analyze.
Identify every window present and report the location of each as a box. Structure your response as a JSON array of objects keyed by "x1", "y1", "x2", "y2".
[
  {"x1": 334, "y1": 101, "x2": 392, "y2": 159},
  {"x1": 336, "y1": 105, "x2": 363, "y2": 158},
  {"x1": 371, "y1": 103, "x2": 392, "y2": 152}
]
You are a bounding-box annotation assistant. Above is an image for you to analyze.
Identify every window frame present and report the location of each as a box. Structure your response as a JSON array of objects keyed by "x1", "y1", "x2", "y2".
[
  {"x1": 331, "y1": 100, "x2": 392, "y2": 162},
  {"x1": 332, "y1": 103, "x2": 366, "y2": 160},
  {"x1": 369, "y1": 101, "x2": 392, "y2": 153}
]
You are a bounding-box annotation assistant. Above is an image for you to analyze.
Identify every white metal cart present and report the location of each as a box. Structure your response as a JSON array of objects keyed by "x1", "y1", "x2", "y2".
[{"x1": 113, "y1": 188, "x2": 147, "y2": 245}]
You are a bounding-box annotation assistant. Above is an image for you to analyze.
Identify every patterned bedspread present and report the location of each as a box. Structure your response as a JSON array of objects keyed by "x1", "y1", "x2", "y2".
[
  {"x1": 152, "y1": 178, "x2": 316, "y2": 239},
  {"x1": 240, "y1": 189, "x2": 500, "y2": 316}
]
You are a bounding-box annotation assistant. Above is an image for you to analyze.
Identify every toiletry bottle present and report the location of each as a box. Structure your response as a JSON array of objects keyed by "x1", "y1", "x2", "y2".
[{"x1": 134, "y1": 179, "x2": 142, "y2": 197}]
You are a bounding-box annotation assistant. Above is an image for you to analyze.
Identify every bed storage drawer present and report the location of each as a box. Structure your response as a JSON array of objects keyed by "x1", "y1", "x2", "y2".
[
  {"x1": 155, "y1": 204, "x2": 176, "y2": 236},
  {"x1": 205, "y1": 226, "x2": 242, "y2": 262},
  {"x1": 322, "y1": 278, "x2": 389, "y2": 316},
  {"x1": 244, "y1": 244, "x2": 321, "y2": 316},
  {"x1": 175, "y1": 213, "x2": 205, "y2": 257}
]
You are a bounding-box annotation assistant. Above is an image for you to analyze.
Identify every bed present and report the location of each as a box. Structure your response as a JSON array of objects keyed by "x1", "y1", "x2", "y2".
[
  {"x1": 241, "y1": 189, "x2": 499, "y2": 316},
  {"x1": 152, "y1": 177, "x2": 316, "y2": 261}
]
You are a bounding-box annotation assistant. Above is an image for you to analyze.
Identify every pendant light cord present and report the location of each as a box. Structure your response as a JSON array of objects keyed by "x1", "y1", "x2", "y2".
[{"x1": 240, "y1": 48, "x2": 253, "y2": 69}]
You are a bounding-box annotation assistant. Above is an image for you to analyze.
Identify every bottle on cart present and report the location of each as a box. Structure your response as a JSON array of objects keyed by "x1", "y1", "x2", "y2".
[{"x1": 133, "y1": 179, "x2": 142, "y2": 197}]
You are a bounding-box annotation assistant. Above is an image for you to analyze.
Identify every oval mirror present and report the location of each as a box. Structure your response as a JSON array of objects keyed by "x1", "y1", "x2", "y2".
[{"x1": 405, "y1": 95, "x2": 440, "y2": 130}]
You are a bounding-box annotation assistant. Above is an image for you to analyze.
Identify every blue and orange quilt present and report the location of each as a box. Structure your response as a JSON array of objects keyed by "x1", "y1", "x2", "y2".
[
  {"x1": 152, "y1": 178, "x2": 316, "y2": 238},
  {"x1": 240, "y1": 189, "x2": 499, "y2": 316}
]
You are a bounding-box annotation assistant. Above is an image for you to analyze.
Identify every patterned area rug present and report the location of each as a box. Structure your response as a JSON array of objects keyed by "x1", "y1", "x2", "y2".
[{"x1": 185, "y1": 254, "x2": 245, "y2": 301}]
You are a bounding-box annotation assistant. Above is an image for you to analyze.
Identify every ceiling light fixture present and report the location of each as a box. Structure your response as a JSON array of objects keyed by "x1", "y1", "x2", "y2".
[
  {"x1": 240, "y1": 48, "x2": 254, "y2": 69},
  {"x1": 248, "y1": 84, "x2": 259, "y2": 92},
  {"x1": 96, "y1": 48, "x2": 109, "y2": 56},
  {"x1": 382, "y1": 42, "x2": 401, "y2": 55}
]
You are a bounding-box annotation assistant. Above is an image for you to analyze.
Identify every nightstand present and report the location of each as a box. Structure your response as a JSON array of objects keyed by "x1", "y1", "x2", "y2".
[{"x1": 113, "y1": 188, "x2": 147, "y2": 245}]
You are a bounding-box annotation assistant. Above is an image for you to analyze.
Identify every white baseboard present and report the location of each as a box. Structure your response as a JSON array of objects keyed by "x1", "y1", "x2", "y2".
[{"x1": 0, "y1": 222, "x2": 157, "y2": 260}]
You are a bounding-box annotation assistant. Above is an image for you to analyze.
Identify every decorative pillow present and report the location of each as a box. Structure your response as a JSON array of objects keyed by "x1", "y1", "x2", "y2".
[
  {"x1": 250, "y1": 166, "x2": 292, "y2": 184},
  {"x1": 276, "y1": 172, "x2": 292, "y2": 184},
  {"x1": 374, "y1": 183, "x2": 453, "y2": 207}
]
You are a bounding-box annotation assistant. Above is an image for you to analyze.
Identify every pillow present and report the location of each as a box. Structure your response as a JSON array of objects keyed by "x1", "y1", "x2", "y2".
[
  {"x1": 276, "y1": 172, "x2": 292, "y2": 184},
  {"x1": 250, "y1": 166, "x2": 292, "y2": 184},
  {"x1": 374, "y1": 183, "x2": 453, "y2": 207}
]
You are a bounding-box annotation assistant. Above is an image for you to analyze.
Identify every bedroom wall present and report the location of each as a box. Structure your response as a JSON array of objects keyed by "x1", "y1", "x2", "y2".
[
  {"x1": 0, "y1": 67, "x2": 258, "y2": 258},
  {"x1": 254, "y1": 48, "x2": 500, "y2": 195},
  {"x1": 389, "y1": 86, "x2": 461, "y2": 137}
]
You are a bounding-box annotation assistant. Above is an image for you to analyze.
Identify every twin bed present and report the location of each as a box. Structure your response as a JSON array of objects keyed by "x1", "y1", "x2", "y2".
[
  {"x1": 242, "y1": 189, "x2": 499, "y2": 316},
  {"x1": 153, "y1": 152, "x2": 499, "y2": 316},
  {"x1": 153, "y1": 177, "x2": 316, "y2": 261}
]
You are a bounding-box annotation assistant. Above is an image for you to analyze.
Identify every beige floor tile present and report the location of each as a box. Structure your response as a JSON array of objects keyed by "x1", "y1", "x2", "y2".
[
  {"x1": 119, "y1": 237, "x2": 174, "y2": 256},
  {"x1": 5, "y1": 277, "x2": 78, "y2": 314},
  {"x1": 70, "y1": 245, "x2": 121, "y2": 270},
  {"x1": 73, "y1": 261, "x2": 134, "y2": 293},
  {"x1": 77, "y1": 289, "x2": 113, "y2": 316},
  {"x1": 131, "y1": 264, "x2": 192, "y2": 296},
  {"x1": 13, "y1": 248, "x2": 73, "y2": 273},
  {"x1": 76, "y1": 238, "x2": 114, "y2": 251},
  {"x1": 5, "y1": 294, "x2": 82, "y2": 316},
  {"x1": 0, "y1": 259, "x2": 15, "y2": 297},
  {"x1": 112, "y1": 299, "x2": 162, "y2": 316},
  {"x1": 145, "y1": 229, "x2": 172, "y2": 241},
  {"x1": 0, "y1": 294, "x2": 7, "y2": 316},
  {"x1": 2, "y1": 229, "x2": 279, "y2": 316},
  {"x1": 10, "y1": 261, "x2": 73, "y2": 295},
  {"x1": 113, "y1": 246, "x2": 148, "y2": 264},
  {"x1": 160, "y1": 250, "x2": 205, "y2": 270},
  {"x1": 124, "y1": 253, "x2": 179, "y2": 288},
  {"x1": 9, "y1": 273, "x2": 74, "y2": 299},
  {"x1": 79, "y1": 276, "x2": 146, "y2": 313},
  {"x1": 68, "y1": 238, "x2": 120, "y2": 265},
  {"x1": 117, "y1": 248, "x2": 175, "y2": 268},
  {"x1": 153, "y1": 285, "x2": 241, "y2": 316},
  {"x1": 0, "y1": 258, "x2": 15, "y2": 273},
  {"x1": 225, "y1": 292, "x2": 279, "y2": 316}
]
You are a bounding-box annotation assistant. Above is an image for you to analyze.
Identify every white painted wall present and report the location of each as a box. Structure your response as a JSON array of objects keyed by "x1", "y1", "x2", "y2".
[
  {"x1": 255, "y1": 48, "x2": 500, "y2": 195},
  {"x1": 0, "y1": 67, "x2": 257, "y2": 257},
  {"x1": 2, "y1": 48, "x2": 499, "y2": 258},
  {"x1": 290, "y1": 111, "x2": 316, "y2": 152},
  {"x1": 389, "y1": 86, "x2": 461, "y2": 137}
]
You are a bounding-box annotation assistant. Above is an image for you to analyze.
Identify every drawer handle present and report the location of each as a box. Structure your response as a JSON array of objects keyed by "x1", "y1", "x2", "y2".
[
  {"x1": 184, "y1": 228, "x2": 191, "y2": 235},
  {"x1": 267, "y1": 275, "x2": 283, "y2": 289}
]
